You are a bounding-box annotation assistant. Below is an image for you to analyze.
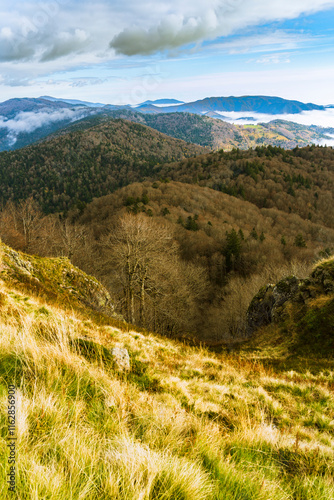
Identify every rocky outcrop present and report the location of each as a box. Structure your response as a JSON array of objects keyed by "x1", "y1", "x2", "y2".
[
  {"x1": 246, "y1": 258, "x2": 334, "y2": 337},
  {"x1": 1, "y1": 243, "x2": 122, "y2": 319}
]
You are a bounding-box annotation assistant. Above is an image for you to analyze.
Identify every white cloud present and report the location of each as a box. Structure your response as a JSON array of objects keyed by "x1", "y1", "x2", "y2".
[
  {"x1": 110, "y1": 10, "x2": 220, "y2": 56},
  {"x1": 255, "y1": 53, "x2": 291, "y2": 64},
  {"x1": 0, "y1": 1, "x2": 333, "y2": 104},
  {"x1": 0, "y1": 108, "x2": 90, "y2": 144},
  {"x1": 41, "y1": 29, "x2": 90, "y2": 62},
  {"x1": 1, "y1": 0, "x2": 334, "y2": 64},
  {"x1": 110, "y1": 0, "x2": 334, "y2": 55}
]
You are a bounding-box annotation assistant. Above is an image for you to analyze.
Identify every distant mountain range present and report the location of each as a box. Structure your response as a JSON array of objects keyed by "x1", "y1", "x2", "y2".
[
  {"x1": 137, "y1": 99, "x2": 184, "y2": 106},
  {"x1": 41, "y1": 94, "x2": 327, "y2": 114},
  {"x1": 0, "y1": 95, "x2": 332, "y2": 152},
  {"x1": 133, "y1": 95, "x2": 326, "y2": 115},
  {"x1": 41, "y1": 95, "x2": 107, "y2": 108}
]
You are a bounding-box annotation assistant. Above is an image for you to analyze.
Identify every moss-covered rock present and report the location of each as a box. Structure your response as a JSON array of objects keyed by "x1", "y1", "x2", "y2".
[
  {"x1": 0, "y1": 242, "x2": 120, "y2": 318},
  {"x1": 245, "y1": 257, "x2": 334, "y2": 356}
]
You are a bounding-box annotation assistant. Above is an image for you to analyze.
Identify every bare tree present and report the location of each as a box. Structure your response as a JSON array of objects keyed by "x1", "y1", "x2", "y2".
[
  {"x1": 0, "y1": 198, "x2": 42, "y2": 251},
  {"x1": 101, "y1": 213, "x2": 177, "y2": 325},
  {"x1": 99, "y1": 213, "x2": 210, "y2": 337}
]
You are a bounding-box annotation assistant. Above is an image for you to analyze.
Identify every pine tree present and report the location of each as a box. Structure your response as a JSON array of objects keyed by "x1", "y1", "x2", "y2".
[{"x1": 224, "y1": 229, "x2": 242, "y2": 273}]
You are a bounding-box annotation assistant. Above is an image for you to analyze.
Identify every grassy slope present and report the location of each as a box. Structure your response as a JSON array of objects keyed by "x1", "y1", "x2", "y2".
[{"x1": 0, "y1": 246, "x2": 334, "y2": 499}]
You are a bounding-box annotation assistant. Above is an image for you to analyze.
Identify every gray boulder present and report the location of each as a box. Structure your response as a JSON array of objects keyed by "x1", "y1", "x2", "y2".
[
  {"x1": 246, "y1": 276, "x2": 301, "y2": 336},
  {"x1": 246, "y1": 259, "x2": 334, "y2": 337},
  {"x1": 111, "y1": 347, "x2": 131, "y2": 372}
]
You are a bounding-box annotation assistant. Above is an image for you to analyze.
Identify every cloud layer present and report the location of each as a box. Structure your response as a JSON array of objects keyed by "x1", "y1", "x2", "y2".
[
  {"x1": 215, "y1": 108, "x2": 334, "y2": 128},
  {"x1": 0, "y1": 108, "x2": 89, "y2": 145}
]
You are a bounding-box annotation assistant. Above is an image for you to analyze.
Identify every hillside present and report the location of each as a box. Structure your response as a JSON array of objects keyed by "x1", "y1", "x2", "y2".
[
  {"x1": 1, "y1": 243, "x2": 334, "y2": 499},
  {"x1": 0, "y1": 119, "x2": 204, "y2": 213},
  {"x1": 79, "y1": 180, "x2": 334, "y2": 254},
  {"x1": 156, "y1": 145, "x2": 334, "y2": 230},
  {"x1": 1, "y1": 143, "x2": 334, "y2": 342},
  {"x1": 48, "y1": 110, "x2": 330, "y2": 152},
  {"x1": 49, "y1": 180, "x2": 333, "y2": 342}
]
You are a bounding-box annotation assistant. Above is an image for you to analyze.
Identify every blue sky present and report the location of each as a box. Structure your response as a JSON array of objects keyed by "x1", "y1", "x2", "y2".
[{"x1": 0, "y1": 1, "x2": 334, "y2": 104}]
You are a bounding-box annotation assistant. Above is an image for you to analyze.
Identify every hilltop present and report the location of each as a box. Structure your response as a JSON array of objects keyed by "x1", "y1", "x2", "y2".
[
  {"x1": 0, "y1": 242, "x2": 334, "y2": 499},
  {"x1": 50, "y1": 111, "x2": 330, "y2": 151},
  {"x1": 0, "y1": 119, "x2": 204, "y2": 213}
]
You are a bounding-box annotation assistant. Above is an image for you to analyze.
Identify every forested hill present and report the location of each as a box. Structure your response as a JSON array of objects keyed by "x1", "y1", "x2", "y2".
[
  {"x1": 48, "y1": 111, "x2": 218, "y2": 149},
  {"x1": 0, "y1": 119, "x2": 204, "y2": 213},
  {"x1": 156, "y1": 145, "x2": 334, "y2": 230},
  {"x1": 48, "y1": 110, "x2": 330, "y2": 152},
  {"x1": 0, "y1": 113, "x2": 333, "y2": 229}
]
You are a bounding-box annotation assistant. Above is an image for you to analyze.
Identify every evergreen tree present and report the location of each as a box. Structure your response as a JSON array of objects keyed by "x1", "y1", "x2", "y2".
[
  {"x1": 294, "y1": 234, "x2": 307, "y2": 248},
  {"x1": 224, "y1": 229, "x2": 242, "y2": 273}
]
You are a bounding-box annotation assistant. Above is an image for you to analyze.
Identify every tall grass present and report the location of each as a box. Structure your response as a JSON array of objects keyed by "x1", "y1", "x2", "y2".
[{"x1": 0, "y1": 278, "x2": 333, "y2": 499}]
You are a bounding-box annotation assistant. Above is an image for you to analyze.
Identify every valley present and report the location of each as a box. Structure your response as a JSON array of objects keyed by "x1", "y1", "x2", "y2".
[{"x1": 0, "y1": 95, "x2": 333, "y2": 500}]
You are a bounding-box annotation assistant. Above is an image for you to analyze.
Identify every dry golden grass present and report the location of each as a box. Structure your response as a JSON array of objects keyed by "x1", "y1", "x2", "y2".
[{"x1": 0, "y1": 276, "x2": 334, "y2": 499}]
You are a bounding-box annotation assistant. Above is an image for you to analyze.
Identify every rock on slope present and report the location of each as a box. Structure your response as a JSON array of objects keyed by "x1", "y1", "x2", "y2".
[
  {"x1": 246, "y1": 257, "x2": 334, "y2": 356},
  {"x1": 0, "y1": 242, "x2": 119, "y2": 318}
]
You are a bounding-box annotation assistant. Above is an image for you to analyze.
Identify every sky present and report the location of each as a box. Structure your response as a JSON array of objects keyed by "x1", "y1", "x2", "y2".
[{"x1": 0, "y1": 0, "x2": 334, "y2": 105}]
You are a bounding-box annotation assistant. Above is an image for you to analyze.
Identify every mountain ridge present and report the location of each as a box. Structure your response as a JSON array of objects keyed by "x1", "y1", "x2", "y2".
[{"x1": 0, "y1": 95, "x2": 331, "y2": 152}]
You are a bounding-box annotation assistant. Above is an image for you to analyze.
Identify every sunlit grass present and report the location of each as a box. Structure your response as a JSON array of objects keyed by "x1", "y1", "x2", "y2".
[{"x1": 0, "y1": 276, "x2": 333, "y2": 499}]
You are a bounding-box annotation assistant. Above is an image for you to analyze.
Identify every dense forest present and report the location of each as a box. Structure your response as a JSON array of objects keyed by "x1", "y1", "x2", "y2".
[
  {"x1": 157, "y1": 144, "x2": 334, "y2": 229},
  {"x1": 0, "y1": 119, "x2": 204, "y2": 213}
]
